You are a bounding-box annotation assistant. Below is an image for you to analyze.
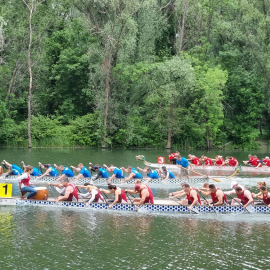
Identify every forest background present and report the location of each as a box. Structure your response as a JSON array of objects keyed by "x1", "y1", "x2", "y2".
[{"x1": 0, "y1": 0, "x2": 270, "y2": 149}]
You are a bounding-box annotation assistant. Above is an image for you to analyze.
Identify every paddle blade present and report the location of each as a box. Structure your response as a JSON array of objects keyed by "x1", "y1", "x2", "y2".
[{"x1": 212, "y1": 178, "x2": 222, "y2": 182}]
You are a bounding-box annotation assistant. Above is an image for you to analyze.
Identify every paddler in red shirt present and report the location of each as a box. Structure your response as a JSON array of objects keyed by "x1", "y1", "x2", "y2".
[
  {"x1": 49, "y1": 176, "x2": 78, "y2": 203},
  {"x1": 168, "y1": 151, "x2": 180, "y2": 164},
  {"x1": 231, "y1": 186, "x2": 254, "y2": 209},
  {"x1": 256, "y1": 186, "x2": 270, "y2": 206},
  {"x1": 188, "y1": 154, "x2": 201, "y2": 167},
  {"x1": 200, "y1": 155, "x2": 213, "y2": 166},
  {"x1": 198, "y1": 184, "x2": 227, "y2": 206},
  {"x1": 243, "y1": 154, "x2": 254, "y2": 165},
  {"x1": 214, "y1": 155, "x2": 225, "y2": 166},
  {"x1": 225, "y1": 156, "x2": 239, "y2": 167},
  {"x1": 170, "y1": 183, "x2": 201, "y2": 210},
  {"x1": 125, "y1": 180, "x2": 154, "y2": 210},
  {"x1": 262, "y1": 156, "x2": 270, "y2": 167}
]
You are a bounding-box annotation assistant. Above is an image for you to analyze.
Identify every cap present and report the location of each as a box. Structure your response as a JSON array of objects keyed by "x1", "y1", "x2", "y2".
[
  {"x1": 230, "y1": 181, "x2": 238, "y2": 188},
  {"x1": 134, "y1": 184, "x2": 141, "y2": 191},
  {"x1": 265, "y1": 156, "x2": 269, "y2": 159}
]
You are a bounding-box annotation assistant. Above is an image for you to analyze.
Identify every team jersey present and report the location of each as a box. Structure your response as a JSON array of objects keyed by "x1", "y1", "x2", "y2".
[
  {"x1": 67, "y1": 183, "x2": 78, "y2": 201},
  {"x1": 228, "y1": 158, "x2": 238, "y2": 167},
  {"x1": 12, "y1": 165, "x2": 23, "y2": 175},
  {"x1": 176, "y1": 157, "x2": 189, "y2": 168},
  {"x1": 62, "y1": 167, "x2": 74, "y2": 177},
  {"x1": 139, "y1": 185, "x2": 154, "y2": 204},
  {"x1": 215, "y1": 158, "x2": 225, "y2": 166},
  {"x1": 80, "y1": 166, "x2": 91, "y2": 177},
  {"x1": 131, "y1": 168, "x2": 143, "y2": 179},
  {"x1": 204, "y1": 158, "x2": 213, "y2": 166},
  {"x1": 186, "y1": 191, "x2": 201, "y2": 205},
  {"x1": 262, "y1": 192, "x2": 270, "y2": 204},
  {"x1": 166, "y1": 170, "x2": 175, "y2": 179},
  {"x1": 210, "y1": 188, "x2": 227, "y2": 204},
  {"x1": 191, "y1": 157, "x2": 201, "y2": 166},
  {"x1": 113, "y1": 167, "x2": 125, "y2": 178},
  {"x1": 31, "y1": 167, "x2": 42, "y2": 176},
  {"x1": 147, "y1": 169, "x2": 159, "y2": 179},
  {"x1": 49, "y1": 167, "x2": 58, "y2": 177},
  {"x1": 99, "y1": 168, "x2": 109, "y2": 178}
]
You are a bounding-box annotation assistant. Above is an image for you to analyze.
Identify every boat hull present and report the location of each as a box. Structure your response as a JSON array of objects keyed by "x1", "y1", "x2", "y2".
[{"x1": 0, "y1": 198, "x2": 269, "y2": 214}]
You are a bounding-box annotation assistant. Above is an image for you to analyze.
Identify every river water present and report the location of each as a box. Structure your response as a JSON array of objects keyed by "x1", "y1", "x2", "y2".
[{"x1": 0, "y1": 148, "x2": 270, "y2": 270}]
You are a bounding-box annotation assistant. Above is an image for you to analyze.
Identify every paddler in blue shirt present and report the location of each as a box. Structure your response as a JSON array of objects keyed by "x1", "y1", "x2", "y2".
[
  {"x1": 2, "y1": 160, "x2": 23, "y2": 175},
  {"x1": 54, "y1": 164, "x2": 74, "y2": 181},
  {"x1": 120, "y1": 166, "x2": 143, "y2": 183},
  {"x1": 137, "y1": 166, "x2": 159, "y2": 183},
  {"x1": 103, "y1": 164, "x2": 125, "y2": 183},
  {"x1": 37, "y1": 163, "x2": 59, "y2": 179},
  {"x1": 175, "y1": 155, "x2": 191, "y2": 178},
  {"x1": 21, "y1": 161, "x2": 42, "y2": 176},
  {"x1": 89, "y1": 163, "x2": 109, "y2": 180},
  {"x1": 160, "y1": 166, "x2": 175, "y2": 182},
  {"x1": 71, "y1": 163, "x2": 91, "y2": 183}
]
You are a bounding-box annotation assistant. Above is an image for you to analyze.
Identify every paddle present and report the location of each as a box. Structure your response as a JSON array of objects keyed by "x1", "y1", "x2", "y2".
[
  {"x1": 198, "y1": 190, "x2": 218, "y2": 213},
  {"x1": 226, "y1": 167, "x2": 241, "y2": 179},
  {"x1": 178, "y1": 165, "x2": 207, "y2": 178},
  {"x1": 125, "y1": 191, "x2": 134, "y2": 205},
  {"x1": 226, "y1": 194, "x2": 252, "y2": 213},
  {"x1": 172, "y1": 197, "x2": 199, "y2": 214}
]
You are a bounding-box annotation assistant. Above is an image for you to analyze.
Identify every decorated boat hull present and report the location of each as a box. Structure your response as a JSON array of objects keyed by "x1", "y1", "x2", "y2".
[
  {"x1": 0, "y1": 176, "x2": 212, "y2": 185},
  {"x1": 0, "y1": 197, "x2": 269, "y2": 214}
]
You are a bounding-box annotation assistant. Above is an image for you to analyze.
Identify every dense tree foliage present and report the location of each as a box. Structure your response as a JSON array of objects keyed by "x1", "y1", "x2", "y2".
[{"x1": 0, "y1": 0, "x2": 269, "y2": 149}]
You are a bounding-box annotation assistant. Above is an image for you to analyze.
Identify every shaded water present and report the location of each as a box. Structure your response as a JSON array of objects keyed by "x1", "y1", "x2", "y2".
[{"x1": 0, "y1": 148, "x2": 270, "y2": 269}]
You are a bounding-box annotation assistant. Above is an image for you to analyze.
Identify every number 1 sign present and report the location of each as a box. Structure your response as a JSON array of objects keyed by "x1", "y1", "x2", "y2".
[{"x1": 0, "y1": 183, "x2": 12, "y2": 198}]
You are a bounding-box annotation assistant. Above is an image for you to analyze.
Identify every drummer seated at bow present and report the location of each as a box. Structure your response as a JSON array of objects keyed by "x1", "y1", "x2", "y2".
[
  {"x1": 2, "y1": 160, "x2": 23, "y2": 175},
  {"x1": 76, "y1": 183, "x2": 104, "y2": 204},
  {"x1": 170, "y1": 183, "x2": 201, "y2": 210},
  {"x1": 120, "y1": 166, "x2": 143, "y2": 183},
  {"x1": 136, "y1": 166, "x2": 159, "y2": 183},
  {"x1": 21, "y1": 161, "x2": 42, "y2": 176},
  {"x1": 231, "y1": 186, "x2": 254, "y2": 209},
  {"x1": 103, "y1": 164, "x2": 125, "y2": 183},
  {"x1": 125, "y1": 180, "x2": 154, "y2": 209},
  {"x1": 70, "y1": 163, "x2": 91, "y2": 183},
  {"x1": 17, "y1": 166, "x2": 37, "y2": 199},
  {"x1": 54, "y1": 164, "x2": 74, "y2": 181},
  {"x1": 89, "y1": 163, "x2": 109, "y2": 180},
  {"x1": 49, "y1": 177, "x2": 78, "y2": 202},
  {"x1": 198, "y1": 184, "x2": 227, "y2": 206},
  {"x1": 100, "y1": 184, "x2": 128, "y2": 209},
  {"x1": 37, "y1": 163, "x2": 59, "y2": 179}
]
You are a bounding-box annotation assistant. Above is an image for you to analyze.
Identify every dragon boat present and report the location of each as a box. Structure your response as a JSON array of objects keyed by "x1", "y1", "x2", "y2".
[
  {"x1": 0, "y1": 197, "x2": 269, "y2": 214},
  {"x1": 0, "y1": 175, "x2": 218, "y2": 185},
  {"x1": 136, "y1": 155, "x2": 270, "y2": 177}
]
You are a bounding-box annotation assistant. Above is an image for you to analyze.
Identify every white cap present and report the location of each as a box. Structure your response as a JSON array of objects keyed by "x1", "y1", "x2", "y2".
[
  {"x1": 265, "y1": 156, "x2": 269, "y2": 159},
  {"x1": 230, "y1": 181, "x2": 238, "y2": 188}
]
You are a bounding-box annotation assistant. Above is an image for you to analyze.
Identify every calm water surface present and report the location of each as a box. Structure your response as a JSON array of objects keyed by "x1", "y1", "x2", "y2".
[{"x1": 0, "y1": 148, "x2": 270, "y2": 270}]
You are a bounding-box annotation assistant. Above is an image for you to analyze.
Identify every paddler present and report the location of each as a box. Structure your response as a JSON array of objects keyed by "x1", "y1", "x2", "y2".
[
  {"x1": 168, "y1": 151, "x2": 180, "y2": 164},
  {"x1": 21, "y1": 161, "x2": 42, "y2": 176},
  {"x1": 49, "y1": 177, "x2": 78, "y2": 202},
  {"x1": 198, "y1": 184, "x2": 227, "y2": 206},
  {"x1": 188, "y1": 154, "x2": 201, "y2": 167},
  {"x1": 200, "y1": 155, "x2": 213, "y2": 166},
  {"x1": 89, "y1": 163, "x2": 109, "y2": 180},
  {"x1": 136, "y1": 166, "x2": 159, "y2": 183},
  {"x1": 54, "y1": 164, "x2": 74, "y2": 181},
  {"x1": 120, "y1": 166, "x2": 143, "y2": 183},
  {"x1": 125, "y1": 180, "x2": 154, "y2": 210},
  {"x1": 103, "y1": 164, "x2": 125, "y2": 183},
  {"x1": 170, "y1": 183, "x2": 201, "y2": 210},
  {"x1": 214, "y1": 155, "x2": 225, "y2": 166},
  {"x1": 70, "y1": 163, "x2": 91, "y2": 183},
  {"x1": 2, "y1": 160, "x2": 23, "y2": 175},
  {"x1": 168, "y1": 181, "x2": 188, "y2": 197},
  {"x1": 37, "y1": 163, "x2": 59, "y2": 179},
  {"x1": 224, "y1": 181, "x2": 246, "y2": 196},
  {"x1": 255, "y1": 186, "x2": 270, "y2": 206},
  {"x1": 225, "y1": 156, "x2": 239, "y2": 167},
  {"x1": 76, "y1": 183, "x2": 104, "y2": 204},
  {"x1": 231, "y1": 186, "x2": 254, "y2": 209},
  {"x1": 160, "y1": 166, "x2": 175, "y2": 182},
  {"x1": 100, "y1": 184, "x2": 128, "y2": 208},
  {"x1": 16, "y1": 165, "x2": 37, "y2": 199}
]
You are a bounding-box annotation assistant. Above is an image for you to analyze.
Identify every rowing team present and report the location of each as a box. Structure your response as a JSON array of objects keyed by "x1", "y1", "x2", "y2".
[
  {"x1": 14, "y1": 165, "x2": 270, "y2": 212},
  {"x1": 1, "y1": 160, "x2": 177, "y2": 183},
  {"x1": 169, "y1": 152, "x2": 270, "y2": 168}
]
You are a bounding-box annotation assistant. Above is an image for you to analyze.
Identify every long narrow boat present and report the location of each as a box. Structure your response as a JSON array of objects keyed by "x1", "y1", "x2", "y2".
[
  {"x1": 0, "y1": 197, "x2": 269, "y2": 214},
  {"x1": 136, "y1": 155, "x2": 270, "y2": 176},
  {"x1": 0, "y1": 175, "x2": 213, "y2": 185}
]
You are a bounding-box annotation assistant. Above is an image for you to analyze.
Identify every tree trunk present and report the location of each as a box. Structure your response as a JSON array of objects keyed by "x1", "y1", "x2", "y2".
[
  {"x1": 166, "y1": 104, "x2": 174, "y2": 149},
  {"x1": 177, "y1": 0, "x2": 188, "y2": 56},
  {"x1": 206, "y1": 125, "x2": 212, "y2": 149},
  {"x1": 102, "y1": 42, "x2": 113, "y2": 148}
]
